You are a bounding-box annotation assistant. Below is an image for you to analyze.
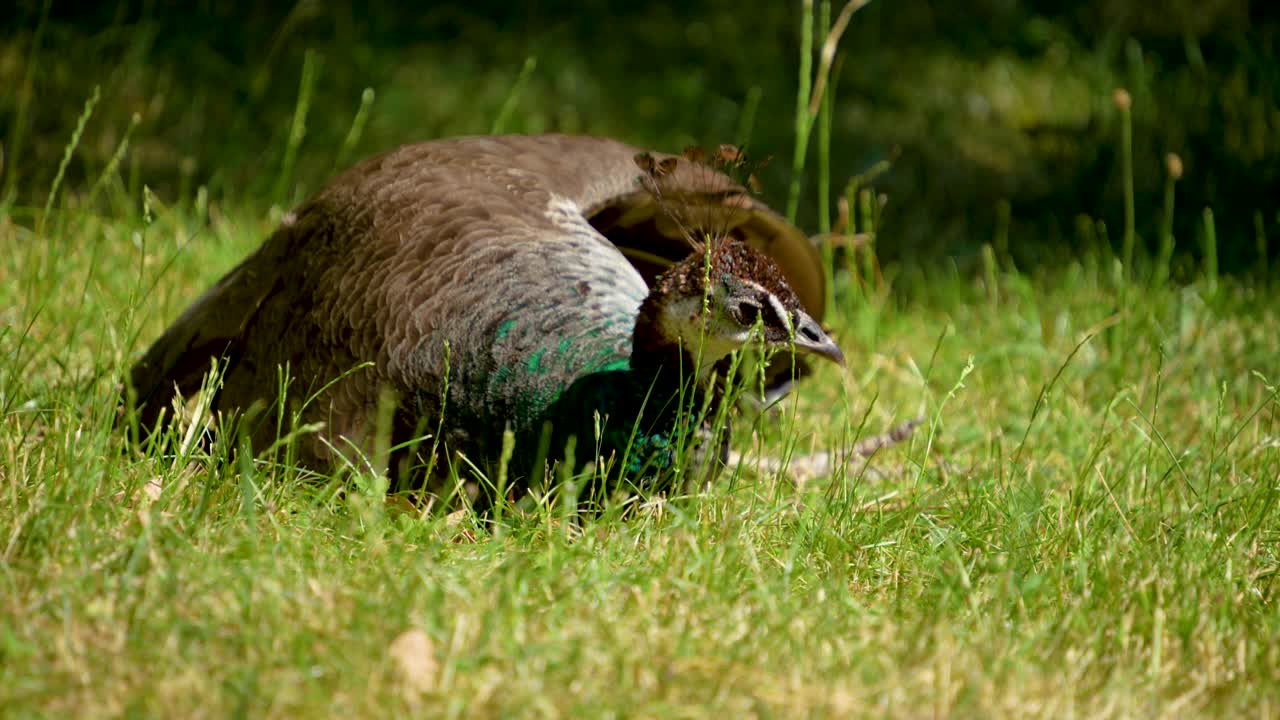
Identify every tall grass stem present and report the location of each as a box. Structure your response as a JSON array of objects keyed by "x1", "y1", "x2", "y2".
[
  {"x1": 1, "y1": 0, "x2": 51, "y2": 207},
  {"x1": 335, "y1": 88, "x2": 376, "y2": 172},
  {"x1": 1202, "y1": 207, "x2": 1218, "y2": 296},
  {"x1": 492, "y1": 57, "x2": 538, "y2": 135},
  {"x1": 785, "y1": 0, "x2": 815, "y2": 224},
  {"x1": 274, "y1": 49, "x2": 320, "y2": 207},
  {"x1": 40, "y1": 85, "x2": 101, "y2": 236}
]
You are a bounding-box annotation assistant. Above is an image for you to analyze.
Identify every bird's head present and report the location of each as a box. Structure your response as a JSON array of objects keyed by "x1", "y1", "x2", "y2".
[{"x1": 632, "y1": 239, "x2": 845, "y2": 375}]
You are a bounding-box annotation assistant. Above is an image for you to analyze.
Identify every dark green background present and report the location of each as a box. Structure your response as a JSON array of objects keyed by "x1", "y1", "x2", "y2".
[{"x1": 3, "y1": 0, "x2": 1276, "y2": 273}]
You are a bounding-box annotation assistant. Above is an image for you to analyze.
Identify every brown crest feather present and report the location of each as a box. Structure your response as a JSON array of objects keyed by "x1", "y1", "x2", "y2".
[{"x1": 632, "y1": 144, "x2": 772, "y2": 260}]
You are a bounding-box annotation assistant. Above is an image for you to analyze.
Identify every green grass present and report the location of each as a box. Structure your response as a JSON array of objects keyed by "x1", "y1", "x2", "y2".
[
  {"x1": 3, "y1": 10, "x2": 1280, "y2": 716},
  {"x1": 4, "y1": 191, "x2": 1279, "y2": 716}
]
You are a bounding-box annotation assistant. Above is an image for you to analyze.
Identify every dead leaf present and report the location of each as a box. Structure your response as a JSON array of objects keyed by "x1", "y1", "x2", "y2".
[
  {"x1": 143, "y1": 478, "x2": 164, "y2": 501},
  {"x1": 111, "y1": 477, "x2": 165, "y2": 508},
  {"x1": 389, "y1": 628, "x2": 438, "y2": 695}
]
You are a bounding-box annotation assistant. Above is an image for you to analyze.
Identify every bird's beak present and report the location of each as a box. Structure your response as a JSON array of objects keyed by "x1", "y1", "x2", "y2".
[{"x1": 791, "y1": 311, "x2": 846, "y2": 367}]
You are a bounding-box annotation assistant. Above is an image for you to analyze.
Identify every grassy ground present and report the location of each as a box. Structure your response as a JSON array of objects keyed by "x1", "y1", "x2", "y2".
[
  {"x1": 3, "y1": 13, "x2": 1280, "y2": 717},
  {"x1": 3, "y1": 182, "x2": 1279, "y2": 717}
]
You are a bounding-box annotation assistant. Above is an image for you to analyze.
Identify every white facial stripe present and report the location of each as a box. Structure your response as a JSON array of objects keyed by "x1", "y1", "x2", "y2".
[
  {"x1": 765, "y1": 293, "x2": 792, "y2": 335},
  {"x1": 732, "y1": 278, "x2": 793, "y2": 336}
]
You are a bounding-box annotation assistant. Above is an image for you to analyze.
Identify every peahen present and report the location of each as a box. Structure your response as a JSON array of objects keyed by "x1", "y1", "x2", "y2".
[{"x1": 126, "y1": 134, "x2": 845, "y2": 506}]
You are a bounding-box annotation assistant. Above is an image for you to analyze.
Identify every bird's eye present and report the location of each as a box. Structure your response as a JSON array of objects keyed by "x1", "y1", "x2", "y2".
[{"x1": 734, "y1": 300, "x2": 762, "y2": 326}]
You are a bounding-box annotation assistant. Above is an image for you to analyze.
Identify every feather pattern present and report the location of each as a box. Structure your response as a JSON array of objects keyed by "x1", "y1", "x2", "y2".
[{"x1": 128, "y1": 134, "x2": 838, "y2": 503}]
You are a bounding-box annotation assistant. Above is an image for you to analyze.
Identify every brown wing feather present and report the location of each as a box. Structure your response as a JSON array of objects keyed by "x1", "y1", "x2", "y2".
[{"x1": 126, "y1": 237, "x2": 289, "y2": 434}]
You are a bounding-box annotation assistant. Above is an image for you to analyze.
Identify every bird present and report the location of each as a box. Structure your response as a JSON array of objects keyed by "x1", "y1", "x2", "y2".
[{"x1": 125, "y1": 133, "x2": 845, "y2": 508}]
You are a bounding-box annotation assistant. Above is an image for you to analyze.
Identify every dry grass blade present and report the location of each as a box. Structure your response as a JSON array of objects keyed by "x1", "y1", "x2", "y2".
[{"x1": 808, "y1": 0, "x2": 876, "y2": 118}]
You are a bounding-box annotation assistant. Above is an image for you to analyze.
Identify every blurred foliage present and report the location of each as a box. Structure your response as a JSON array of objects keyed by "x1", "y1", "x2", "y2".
[{"x1": 1, "y1": 0, "x2": 1276, "y2": 271}]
